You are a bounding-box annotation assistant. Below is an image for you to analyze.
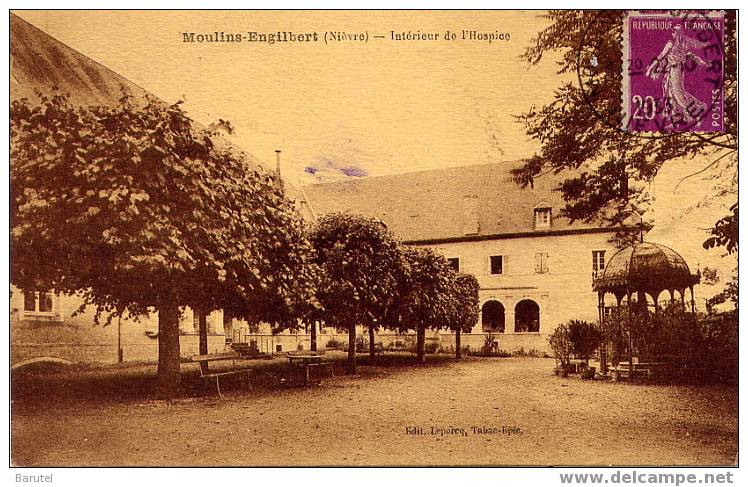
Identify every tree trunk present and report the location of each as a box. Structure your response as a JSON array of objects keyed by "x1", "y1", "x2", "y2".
[
  {"x1": 310, "y1": 320, "x2": 317, "y2": 352},
  {"x1": 369, "y1": 324, "x2": 376, "y2": 358},
  {"x1": 347, "y1": 324, "x2": 357, "y2": 373},
  {"x1": 455, "y1": 328, "x2": 462, "y2": 359},
  {"x1": 198, "y1": 308, "x2": 208, "y2": 375},
  {"x1": 157, "y1": 304, "x2": 181, "y2": 398},
  {"x1": 222, "y1": 310, "x2": 233, "y2": 350},
  {"x1": 416, "y1": 325, "x2": 426, "y2": 363}
]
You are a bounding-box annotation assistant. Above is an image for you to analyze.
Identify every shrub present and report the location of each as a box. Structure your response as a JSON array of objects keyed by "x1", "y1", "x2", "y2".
[
  {"x1": 512, "y1": 347, "x2": 544, "y2": 358},
  {"x1": 482, "y1": 334, "x2": 499, "y2": 355},
  {"x1": 567, "y1": 320, "x2": 602, "y2": 365},
  {"x1": 467, "y1": 347, "x2": 510, "y2": 358},
  {"x1": 548, "y1": 324, "x2": 573, "y2": 370},
  {"x1": 511, "y1": 347, "x2": 527, "y2": 357},
  {"x1": 325, "y1": 338, "x2": 345, "y2": 350},
  {"x1": 600, "y1": 304, "x2": 738, "y2": 383},
  {"x1": 696, "y1": 311, "x2": 737, "y2": 383},
  {"x1": 355, "y1": 334, "x2": 369, "y2": 352},
  {"x1": 424, "y1": 342, "x2": 438, "y2": 354}
]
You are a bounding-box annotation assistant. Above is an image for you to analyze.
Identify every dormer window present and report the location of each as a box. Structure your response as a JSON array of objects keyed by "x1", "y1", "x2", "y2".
[{"x1": 534, "y1": 207, "x2": 552, "y2": 229}]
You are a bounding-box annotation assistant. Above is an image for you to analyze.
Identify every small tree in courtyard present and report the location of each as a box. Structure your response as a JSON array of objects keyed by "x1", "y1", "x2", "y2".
[
  {"x1": 396, "y1": 248, "x2": 455, "y2": 363},
  {"x1": 446, "y1": 273, "x2": 480, "y2": 359},
  {"x1": 567, "y1": 320, "x2": 602, "y2": 366},
  {"x1": 309, "y1": 213, "x2": 404, "y2": 372},
  {"x1": 548, "y1": 324, "x2": 573, "y2": 373}
]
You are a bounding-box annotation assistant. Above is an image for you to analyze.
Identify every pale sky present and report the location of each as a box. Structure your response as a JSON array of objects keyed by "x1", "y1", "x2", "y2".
[
  {"x1": 16, "y1": 10, "x2": 560, "y2": 181},
  {"x1": 14, "y1": 10, "x2": 737, "y2": 301}
]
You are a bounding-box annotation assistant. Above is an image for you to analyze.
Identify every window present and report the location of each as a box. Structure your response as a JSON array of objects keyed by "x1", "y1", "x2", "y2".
[
  {"x1": 592, "y1": 250, "x2": 606, "y2": 273},
  {"x1": 23, "y1": 291, "x2": 55, "y2": 314},
  {"x1": 490, "y1": 255, "x2": 504, "y2": 275},
  {"x1": 534, "y1": 207, "x2": 551, "y2": 229},
  {"x1": 534, "y1": 253, "x2": 549, "y2": 274},
  {"x1": 447, "y1": 258, "x2": 460, "y2": 272}
]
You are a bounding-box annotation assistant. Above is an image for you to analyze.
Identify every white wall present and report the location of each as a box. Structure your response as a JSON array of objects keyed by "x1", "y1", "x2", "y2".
[{"x1": 419, "y1": 230, "x2": 616, "y2": 338}]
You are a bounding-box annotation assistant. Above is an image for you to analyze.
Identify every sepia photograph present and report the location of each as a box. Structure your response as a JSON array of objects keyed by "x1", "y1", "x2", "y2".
[{"x1": 7, "y1": 7, "x2": 739, "y2": 470}]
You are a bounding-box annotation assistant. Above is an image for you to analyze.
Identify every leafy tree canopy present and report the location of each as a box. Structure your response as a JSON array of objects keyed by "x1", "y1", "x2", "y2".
[
  {"x1": 445, "y1": 273, "x2": 480, "y2": 334},
  {"x1": 396, "y1": 247, "x2": 456, "y2": 333},
  {"x1": 10, "y1": 91, "x2": 317, "y2": 325},
  {"x1": 309, "y1": 213, "x2": 404, "y2": 329}
]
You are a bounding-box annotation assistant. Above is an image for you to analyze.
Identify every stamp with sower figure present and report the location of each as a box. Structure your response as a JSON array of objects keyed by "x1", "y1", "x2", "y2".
[{"x1": 622, "y1": 11, "x2": 724, "y2": 133}]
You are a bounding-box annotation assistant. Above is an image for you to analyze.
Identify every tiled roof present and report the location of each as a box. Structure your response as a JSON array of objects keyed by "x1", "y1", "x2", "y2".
[
  {"x1": 303, "y1": 162, "x2": 606, "y2": 242},
  {"x1": 10, "y1": 14, "x2": 150, "y2": 107}
]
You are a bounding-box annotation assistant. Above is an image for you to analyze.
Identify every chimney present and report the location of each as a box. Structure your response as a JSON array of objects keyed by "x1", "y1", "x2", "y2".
[{"x1": 462, "y1": 194, "x2": 479, "y2": 235}]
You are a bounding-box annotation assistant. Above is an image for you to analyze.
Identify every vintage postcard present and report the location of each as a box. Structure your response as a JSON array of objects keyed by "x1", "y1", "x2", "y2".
[{"x1": 8, "y1": 8, "x2": 738, "y2": 472}]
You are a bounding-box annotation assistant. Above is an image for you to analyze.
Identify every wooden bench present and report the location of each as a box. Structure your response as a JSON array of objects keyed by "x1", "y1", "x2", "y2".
[
  {"x1": 189, "y1": 353, "x2": 252, "y2": 397},
  {"x1": 615, "y1": 362, "x2": 672, "y2": 380}
]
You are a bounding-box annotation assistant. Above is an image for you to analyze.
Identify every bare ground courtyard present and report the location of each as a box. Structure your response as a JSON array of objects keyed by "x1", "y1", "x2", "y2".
[{"x1": 11, "y1": 355, "x2": 737, "y2": 466}]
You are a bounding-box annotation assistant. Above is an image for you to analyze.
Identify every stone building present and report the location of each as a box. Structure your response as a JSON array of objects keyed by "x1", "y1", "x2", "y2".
[{"x1": 302, "y1": 163, "x2": 622, "y2": 353}]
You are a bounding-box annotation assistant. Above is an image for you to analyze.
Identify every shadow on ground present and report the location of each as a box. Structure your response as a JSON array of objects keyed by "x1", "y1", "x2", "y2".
[{"x1": 11, "y1": 351, "x2": 458, "y2": 406}]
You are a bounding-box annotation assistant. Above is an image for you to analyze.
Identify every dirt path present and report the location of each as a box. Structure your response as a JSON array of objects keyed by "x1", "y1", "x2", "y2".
[{"x1": 11, "y1": 357, "x2": 737, "y2": 466}]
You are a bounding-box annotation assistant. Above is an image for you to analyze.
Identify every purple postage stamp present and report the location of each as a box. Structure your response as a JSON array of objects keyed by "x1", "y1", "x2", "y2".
[{"x1": 622, "y1": 11, "x2": 725, "y2": 133}]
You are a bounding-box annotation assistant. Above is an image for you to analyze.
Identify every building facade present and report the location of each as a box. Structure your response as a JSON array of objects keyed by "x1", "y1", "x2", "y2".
[{"x1": 302, "y1": 162, "x2": 622, "y2": 353}]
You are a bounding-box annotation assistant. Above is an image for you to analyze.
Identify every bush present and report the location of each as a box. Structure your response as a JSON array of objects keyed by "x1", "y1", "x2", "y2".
[
  {"x1": 355, "y1": 334, "x2": 369, "y2": 352},
  {"x1": 325, "y1": 338, "x2": 346, "y2": 350},
  {"x1": 511, "y1": 347, "x2": 527, "y2": 357},
  {"x1": 601, "y1": 304, "x2": 738, "y2": 383},
  {"x1": 567, "y1": 320, "x2": 602, "y2": 365},
  {"x1": 697, "y1": 311, "x2": 737, "y2": 382},
  {"x1": 548, "y1": 324, "x2": 573, "y2": 370},
  {"x1": 482, "y1": 334, "x2": 499, "y2": 355},
  {"x1": 424, "y1": 342, "x2": 438, "y2": 354},
  {"x1": 511, "y1": 347, "x2": 545, "y2": 358},
  {"x1": 467, "y1": 347, "x2": 511, "y2": 358}
]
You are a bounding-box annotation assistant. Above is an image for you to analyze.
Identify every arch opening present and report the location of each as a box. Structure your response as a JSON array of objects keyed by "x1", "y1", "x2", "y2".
[
  {"x1": 514, "y1": 299, "x2": 540, "y2": 332},
  {"x1": 481, "y1": 300, "x2": 505, "y2": 333}
]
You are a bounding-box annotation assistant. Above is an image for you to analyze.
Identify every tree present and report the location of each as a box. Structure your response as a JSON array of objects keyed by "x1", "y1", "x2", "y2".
[
  {"x1": 706, "y1": 267, "x2": 738, "y2": 313},
  {"x1": 10, "y1": 91, "x2": 316, "y2": 396},
  {"x1": 309, "y1": 213, "x2": 404, "y2": 372},
  {"x1": 514, "y1": 11, "x2": 737, "y2": 246},
  {"x1": 703, "y1": 203, "x2": 738, "y2": 254},
  {"x1": 548, "y1": 324, "x2": 574, "y2": 373},
  {"x1": 567, "y1": 320, "x2": 602, "y2": 365},
  {"x1": 397, "y1": 248, "x2": 455, "y2": 363},
  {"x1": 446, "y1": 273, "x2": 480, "y2": 359}
]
